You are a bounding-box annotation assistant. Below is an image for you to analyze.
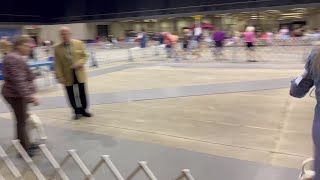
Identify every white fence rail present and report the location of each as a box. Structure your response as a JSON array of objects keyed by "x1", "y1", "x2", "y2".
[
  {"x1": 29, "y1": 37, "x2": 319, "y2": 67},
  {"x1": 0, "y1": 140, "x2": 195, "y2": 180},
  {"x1": 86, "y1": 37, "x2": 318, "y2": 64}
]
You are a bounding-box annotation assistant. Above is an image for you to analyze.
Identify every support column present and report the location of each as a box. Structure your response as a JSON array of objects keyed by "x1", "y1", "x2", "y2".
[
  {"x1": 193, "y1": 15, "x2": 202, "y2": 36},
  {"x1": 194, "y1": 15, "x2": 202, "y2": 28},
  {"x1": 308, "y1": 13, "x2": 320, "y2": 29}
]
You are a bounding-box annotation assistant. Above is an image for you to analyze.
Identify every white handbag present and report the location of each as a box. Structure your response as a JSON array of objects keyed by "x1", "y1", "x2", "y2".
[
  {"x1": 299, "y1": 158, "x2": 315, "y2": 180},
  {"x1": 26, "y1": 114, "x2": 47, "y2": 141}
]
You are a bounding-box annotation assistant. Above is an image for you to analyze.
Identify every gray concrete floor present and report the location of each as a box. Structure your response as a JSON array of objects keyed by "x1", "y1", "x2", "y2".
[
  {"x1": 0, "y1": 61, "x2": 313, "y2": 179},
  {"x1": 0, "y1": 118, "x2": 299, "y2": 180}
]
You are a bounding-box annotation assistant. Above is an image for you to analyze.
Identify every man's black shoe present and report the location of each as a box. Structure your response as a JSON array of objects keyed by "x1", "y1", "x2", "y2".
[
  {"x1": 82, "y1": 112, "x2": 92, "y2": 117},
  {"x1": 29, "y1": 143, "x2": 40, "y2": 150}
]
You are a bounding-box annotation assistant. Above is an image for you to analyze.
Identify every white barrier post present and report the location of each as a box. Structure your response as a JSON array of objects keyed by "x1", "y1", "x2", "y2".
[
  {"x1": 90, "y1": 50, "x2": 98, "y2": 67},
  {"x1": 67, "y1": 150, "x2": 94, "y2": 180},
  {"x1": 154, "y1": 46, "x2": 159, "y2": 56},
  {"x1": 88, "y1": 159, "x2": 103, "y2": 179},
  {"x1": 48, "y1": 149, "x2": 71, "y2": 179},
  {"x1": 1, "y1": 143, "x2": 195, "y2": 180},
  {"x1": 128, "y1": 49, "x2": 133, "y2": 61},
  {"x1": 232, "y1": 39, "x2": 237, "y2": 62},
  {"x1": 0, "y1": 146, "x2": 23, "y2": 180},
  {"x1": 90, "y1": 155, "x2": 124, "y2": 180},
  {"x1": 11, "y1": 140, "x2": 46, "y2": 180},
  {"x1": 126, "y1": 161, "x2": 158, "y2": 180},
  {"x1": 176, "y1": 169, "x2": 195, "y2": 180},
  {"x1": 38, "y1": 144, "x2": 69, "y2": 180},
  {"x1": 51, "y1": 149, "x2": 93, "y2": 179},
  {"x1": 102, "y1": 155, "x2": 124, "y2": 180},
  {"x1": 139, "y1": 161, "x2": 158, "y2": 180},
  {"x1": 141, "y1": 47, "x2": 146, "y2": 59}
]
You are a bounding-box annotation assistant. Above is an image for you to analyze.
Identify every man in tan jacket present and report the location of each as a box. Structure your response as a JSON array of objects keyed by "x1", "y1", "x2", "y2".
[
  {"x1": 0, "y1": 36, "x2": 12, "y2": 55},
  {"x1": 54, "y1": 27, "x2": 92, "y2": 120}
]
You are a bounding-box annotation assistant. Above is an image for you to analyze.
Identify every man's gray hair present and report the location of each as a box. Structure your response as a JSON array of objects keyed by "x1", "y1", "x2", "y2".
[{"x1": 60, "y1": 26, "x2": 71, "y2": 32}]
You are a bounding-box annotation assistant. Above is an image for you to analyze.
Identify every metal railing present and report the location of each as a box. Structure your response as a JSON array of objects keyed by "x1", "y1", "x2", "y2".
[
  {"x1": 0, "y1": 140, "x2": 195, "y2": 180},
  {"x1": 84, "y1": 37, "x2": 318, "y2": 64},
  {"x1": 30, "y1": 36, "x2": 319, "y2": 68}
]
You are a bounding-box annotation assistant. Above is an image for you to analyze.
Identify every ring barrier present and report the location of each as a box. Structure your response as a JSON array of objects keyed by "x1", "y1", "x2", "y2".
[
  {"x1": 16, "y1": 37, "x2": 320, "y2": 68},
  {"x1": 0, "y1": 146, "x2": 22, "y2": 180},
  {"x1": 11, "y1": 140, "x2": 46, "y2": 180},
  {"x1": 38, "y1": 144, "x2": 69, "y2": 180},
  {"x1": 85, "y1": 37, "x2": 318, "y2": 64},
  {"x1": 0, "y1": 140, "x2": 195, "y2": 180},
  {"x1": 29, "y1": 37, "x2": 319, "y2": 70},
  {"x1": 126, "y1": 161, "x2": 158, "y2": 180},
  {"x1": 176, "y1": 169, "x2": 196, "y2": 180}
]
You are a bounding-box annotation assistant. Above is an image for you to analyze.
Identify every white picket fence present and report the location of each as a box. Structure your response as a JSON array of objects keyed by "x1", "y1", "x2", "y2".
[
  {"x1": 0, "y1": 140, "x2": 195, "y2": 180},
  {"x1": 31, "y1": 37, "x2": 319, "y2": 68},
  {"x1": 86, "y1": 37, "x2": 318, "y2": 65}
]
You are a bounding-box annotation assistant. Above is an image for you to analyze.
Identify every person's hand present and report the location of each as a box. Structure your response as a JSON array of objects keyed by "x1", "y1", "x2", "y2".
[
  {"x1": 58, "y1": 78, "x2": 66, "y2": 84},
  {"x1": 32, "y1": 97, "x2": 40, "y2": 106},
  {"x1": 71, "y1": 63, "x2": 82, "y2": 69}
]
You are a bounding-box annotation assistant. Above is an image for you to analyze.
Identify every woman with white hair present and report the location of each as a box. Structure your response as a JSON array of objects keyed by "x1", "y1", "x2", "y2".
[
  {"x1": 290, "y1": 43, "x2": 320, "y2": 180},
  {"x1": 2, "y1": 35, "x2": 39, "y2": 157},
  {"x1": 243, "y1": 26, "x2": 257, "y2": 62}
]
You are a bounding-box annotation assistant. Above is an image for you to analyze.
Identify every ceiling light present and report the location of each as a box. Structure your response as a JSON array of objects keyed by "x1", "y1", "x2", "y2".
[
  {"x1": 250, "y1": 17, "x2": 264, "y2": 19},
  {"x1": 283, "y1": 15, "x2": 303, "y2": 17},
  {"x1": 144, "y1": 19, "x2": 157, "y2": 22},
  {"x1": 292, "y1": 8, "x2": 307, "y2": 11},
  {"x1": 121, "y1": 20, "x2": 134, "y2": 22},
  {"x1": 278, "y1": 16, "x2": 302, "y2": 20},
  {"x1": 281, "y1": 12, "x2": 304, "y2": 16},
  {"x1": 219, "y1": 13, "x2": 231, "y2": 16},
  {"x1": 266, "y1": 10, "x2": 281, "y2": 13}
]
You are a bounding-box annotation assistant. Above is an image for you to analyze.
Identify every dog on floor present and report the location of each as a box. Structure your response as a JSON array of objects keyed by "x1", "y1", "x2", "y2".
[
  {"x1": 299, "y1": 158, "x2": 315, "y2": 180},
  {"x1": 26, "y1": 114, "x2": 47, "y2": 141}
]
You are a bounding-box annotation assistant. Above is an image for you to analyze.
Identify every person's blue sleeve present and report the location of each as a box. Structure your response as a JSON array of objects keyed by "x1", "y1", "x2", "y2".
[{"x1": 290, "y1": 49, "x2": 317, "y2": 98}]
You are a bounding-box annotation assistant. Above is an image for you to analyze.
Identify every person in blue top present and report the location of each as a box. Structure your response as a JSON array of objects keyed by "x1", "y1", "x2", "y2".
[
  {"x1": 290, "y1": 43, "x2": 320, "y2": 180},
  {"x1": 159, "y1": 32, "x2": 164, "y2": 45},
  {"x1": 138, "y1": 29, "x2": 147, "y2": 48}
]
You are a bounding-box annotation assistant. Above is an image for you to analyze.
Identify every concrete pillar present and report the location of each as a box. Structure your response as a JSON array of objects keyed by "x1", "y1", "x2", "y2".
[
  {"x1": 176, "y1": 19, "x2": 192, "y2": 35},
  {"x1": 173, "y1": 19, "x2": 178, "y2": 34},
  {"x1": 308, "y1": 13, "x2": 320, "y2": 29},
  {"x1": 155, "y1": 20, "x2": 161, "y2": 32},
  {"x1": 160, "y1": 20, "x2": 174, "y2": 33},
  {"x1": 212, "y1": 17, "x2": 221, "y2": 29},
  {"x1": 194, "y1": 15, "x2": 202, "y2": 28},
  {"x1": 39, "y1": 23, "x2": 96, "y2": 42},
  {"x1": 109, "y1": 22, "x2": 127, "y2": 38}
]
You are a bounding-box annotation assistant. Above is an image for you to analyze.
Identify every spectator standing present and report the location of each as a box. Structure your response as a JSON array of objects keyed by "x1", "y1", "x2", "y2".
[
  {"x1": 244, "y1": 26, "x2": 257, "y2": 62},
  {"x1": 279, "y1": 26, "x2": 290, "y2": 39},
  {"x1": 0, "y1": 36, "x2": 12, "y2": 56},
  {"x1": 212, "y1": 27, "x2": 225, "y2": 57},
  {"x1": 2, "y1": 35, "x2": 39, "y2": 156},
  {"x1": 54, "y1": 27, "x2": 92, "y2": 120},
  {"x1": 164, "y1": 32, "x2": 173, "y2": 58},
  {"x1": 159, "y1": 32, "x2": 165, "y2": 45},
  {"x1": 137, "y1": 29, "x2": 147, "y2": 48},
  {"x1": 182, "y1": 28, "x2": 191, "y2": 51}
]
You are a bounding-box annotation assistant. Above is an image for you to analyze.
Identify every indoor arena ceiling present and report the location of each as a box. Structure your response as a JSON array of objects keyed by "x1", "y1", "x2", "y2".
[{"x1": 0, "y1": 0, "x2": 319, "y2": 23}]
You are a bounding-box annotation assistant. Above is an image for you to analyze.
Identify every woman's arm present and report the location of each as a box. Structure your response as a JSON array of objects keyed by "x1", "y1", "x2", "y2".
[
  {"x1": 290, "y1": 49, "x2": 318, "y2": 98},
  {"x1": 3, "y1": 55, "x2": 34, "y2": 102}
]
